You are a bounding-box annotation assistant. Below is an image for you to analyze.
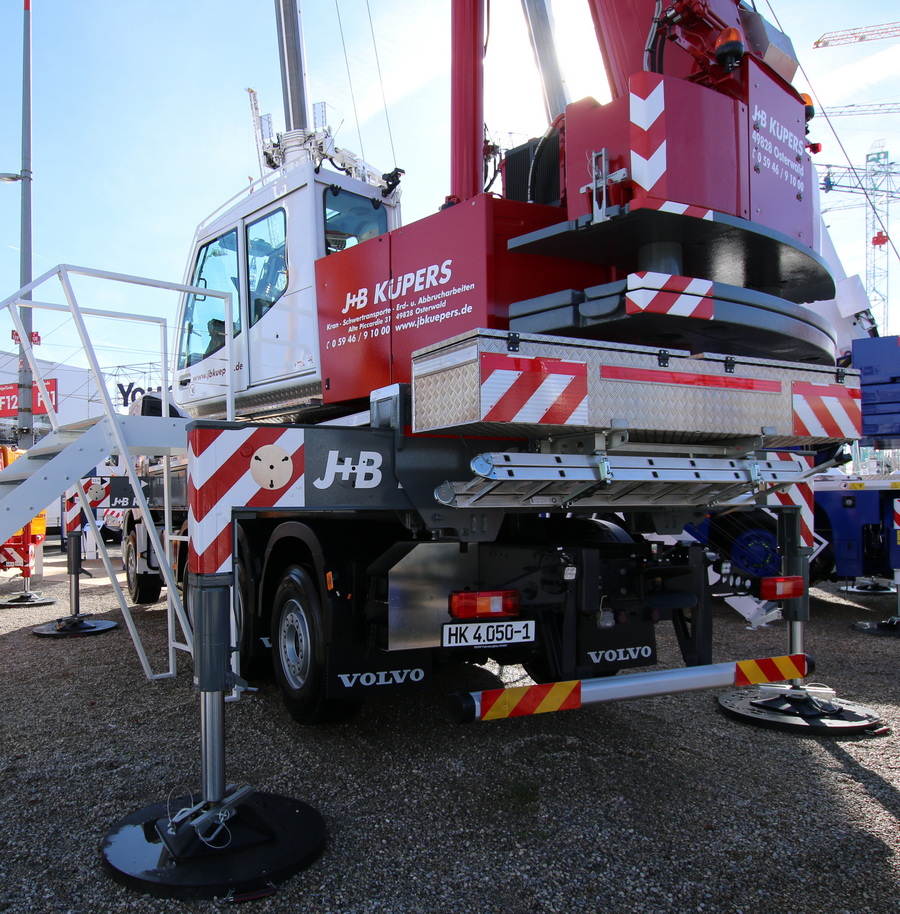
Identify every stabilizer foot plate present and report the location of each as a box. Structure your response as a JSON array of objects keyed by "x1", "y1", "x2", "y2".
[
  {"x1": 0, "y1": 591, "x2": 56, "y2": 608},
  {"x1": 101, "y1": 791, "x2": 325, "y2": 901},
  {"x1": 719, "y1": 686, "x2": 886, "y2": 736},
  {"x1": 32, "y1": 615, "x2": 117, "y2": 637}
]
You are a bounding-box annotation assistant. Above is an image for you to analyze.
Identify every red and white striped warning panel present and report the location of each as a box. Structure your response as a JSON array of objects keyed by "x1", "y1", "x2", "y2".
[
  {"x1": 480, "y1": 681, "x2": 582, "y2": 721},
  {"x1": 65, "y1": 495, "x2": 82, "y2": 535},
  {"x1": 480, "y1": 353, "x2": 588, "y2": 425},
  {"x1": 765, "y1": 454, "x2": 815, "y2": 549},
  {"x1": 792, "y1": 381, "x2": 862, "y2": 439},
  {"x1": 63, "y1": 477, "x2": 113, "y2": 535},
  {"x1": 188, "y1": 426, "x2": 306, "y2": 575},
  {"x1": 734, "y1": 654, "x2": 808, "y2": 687},
  {"x1": 625, "y1": 271, "x2": 714, "y2": 319},
  {"x1": 630, "y1": 198, "x2": 714, "y2": 221},
  {"x1": 630, "y1": 73, "x2": 666, "y2": 195},
  {"x1": 0, "y1": 541, "x2": 31, "y2": 570}
]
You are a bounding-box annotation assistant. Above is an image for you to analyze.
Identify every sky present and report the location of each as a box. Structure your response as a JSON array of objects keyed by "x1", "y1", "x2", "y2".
[{"x1": 0, "y1": 0, "x2": 899, "y2": 381}]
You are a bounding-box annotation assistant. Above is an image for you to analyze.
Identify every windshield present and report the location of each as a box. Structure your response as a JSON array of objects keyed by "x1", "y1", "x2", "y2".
[{"x1": 323, "y1": 187, "x2": 388, "y2": 255}]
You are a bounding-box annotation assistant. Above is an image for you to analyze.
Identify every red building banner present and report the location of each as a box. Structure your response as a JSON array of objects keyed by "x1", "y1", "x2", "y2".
[{"x1": 0, "y1": 379, "x2": 57, "y2": 417}]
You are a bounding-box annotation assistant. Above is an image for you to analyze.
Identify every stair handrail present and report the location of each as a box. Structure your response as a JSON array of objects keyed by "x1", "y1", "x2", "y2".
[{"x1": 0, "y1": 264, "x2": 237, "y2": 677}]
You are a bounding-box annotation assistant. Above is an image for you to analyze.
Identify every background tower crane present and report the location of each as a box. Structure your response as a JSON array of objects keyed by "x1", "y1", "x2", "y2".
[
  {"x1": 820, "y1": 149, "x2": 900, "y2": 335},
  {"x1": 823, "y1": 102, "x2": 900, "y2": 118},
  {"x1": 815, "y1": 21, "x2": 900, "y2": 48},
  {"x1": 815, "y1": 23, "x2": 900, "y2": 335}
]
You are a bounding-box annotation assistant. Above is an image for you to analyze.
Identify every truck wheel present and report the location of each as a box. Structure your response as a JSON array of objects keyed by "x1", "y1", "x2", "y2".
[
  {"x1": 271, "y1": 565, "x2": 362, "y2": 725},
  {"x1": 124, "y1": 529, "x2": 162, "y2": 605}
]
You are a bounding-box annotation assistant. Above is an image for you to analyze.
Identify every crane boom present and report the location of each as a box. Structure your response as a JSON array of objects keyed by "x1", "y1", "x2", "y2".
[
  {"x1": 814, "y1": 22, "x2": 900, "y2": 48},
  {"x1": 824, "y1": 102, "x2": 900, "y2": 117}
]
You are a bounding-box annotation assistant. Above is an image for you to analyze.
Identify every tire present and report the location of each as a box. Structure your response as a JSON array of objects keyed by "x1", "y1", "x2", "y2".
[
  {"x1": 271, "y1": 565, "x2": 362, "y2": 725},
  {"x1": 123, "y1": 528, "x2": 163, "y2": 605}
]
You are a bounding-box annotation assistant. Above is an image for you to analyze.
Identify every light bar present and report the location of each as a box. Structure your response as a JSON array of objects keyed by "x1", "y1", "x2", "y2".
[{"x1": 449, "y1": 590, "x2": 520, "y2": 619}]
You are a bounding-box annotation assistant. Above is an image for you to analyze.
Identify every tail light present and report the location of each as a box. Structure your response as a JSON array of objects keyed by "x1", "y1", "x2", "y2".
[
  {"x1": 759, "y1": 576, "x2": 806, "y2": 600},
  {"x1": 449, "y1": 590, "x2": 520, "y2": 619}
]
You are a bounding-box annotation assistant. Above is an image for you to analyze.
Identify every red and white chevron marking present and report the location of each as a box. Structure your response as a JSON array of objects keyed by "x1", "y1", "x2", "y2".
[
  {"x1": 792, "y1": 382, "x2": 862, "y2": 439},
  {"x1": 630, "y1": 74, "x2": 666, "y2": 194},
  {"x1": 631, "y1": 198, "x2": 714, "y2": 221},
  {"x1": 766, "y1": 455, "x2": 815, "y2": 548},
  {"x1": 480, "y1": 353, "x2": 588, "y2": 425},
  {"x1": 0, "y1": 542, "x2": 31, "y2": 569},
  {"x1": 625, "y1": 272, "x2": 714, "y2": 318},
  {"x1": 894, "y1": 498, "x2": 899, "y2": 531},
  {"x1": 65, "y1": 494, "x2": 82, "y2": 534},
  {"x1": 188, "y1": 426, "x2": 306, "y2": 575},
  {"x1": 63, "y1": 478, "x2": 111, "y2": 535}
]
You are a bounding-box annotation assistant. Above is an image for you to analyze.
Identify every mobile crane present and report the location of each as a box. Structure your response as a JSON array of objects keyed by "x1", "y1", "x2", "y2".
[
  {"x1": 1, "y1": 0, "x2": 881, "y2": 898},
  {"x1": 109, "y1": 0, "x2": 869, "y2": 726}
]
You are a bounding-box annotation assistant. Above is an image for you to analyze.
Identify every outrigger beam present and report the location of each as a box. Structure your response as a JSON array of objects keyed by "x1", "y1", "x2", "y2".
[{"x1": 449, "y1": 654, "x2": 811, "y2": 723}]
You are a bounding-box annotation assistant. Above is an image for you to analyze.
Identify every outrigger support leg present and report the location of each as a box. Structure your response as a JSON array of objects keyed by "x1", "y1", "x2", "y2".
[
  {"x1": 33, "y1": 530, "x2": 115, "y2": 637},
  {"x1": 718, "y1": 508, "x2": 886, "y2": 736},
  {"x1": 101, "y1": 573, "x2": 326, "y2": 901}
]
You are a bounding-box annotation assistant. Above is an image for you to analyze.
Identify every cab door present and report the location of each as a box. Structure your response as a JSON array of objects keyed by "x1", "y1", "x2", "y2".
[
  {"x1": 245, "y1": 205, "x2": 310, "y2": 388},
  {"x1": 174, "y1": 226, "x2": 249, "y2": 412}
]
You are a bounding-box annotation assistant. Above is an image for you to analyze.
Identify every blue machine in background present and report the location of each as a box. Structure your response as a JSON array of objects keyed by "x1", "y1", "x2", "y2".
[
  {"x1": 814, "y1": 337, "x2": 900, "y2": 586},
  {"x1": 696, "y1": 337, "x2": 899, "y2": 596}
]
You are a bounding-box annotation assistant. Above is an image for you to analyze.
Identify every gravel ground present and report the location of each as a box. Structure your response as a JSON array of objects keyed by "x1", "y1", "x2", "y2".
[{"x1": 1, "y1": 545, "x2": 899, "y2": 913}]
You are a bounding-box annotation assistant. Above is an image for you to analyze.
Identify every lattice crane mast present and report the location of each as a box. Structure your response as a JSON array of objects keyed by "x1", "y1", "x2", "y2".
[
  {"x1": 815, "y1": 22, "x2": 900, "y2": 48},
  {"x1": 823, "y1": 102, "x2": 900, "y2": 117},
  {"x1": 821, "y1": 152, "x2": 900, "y2": 333}
]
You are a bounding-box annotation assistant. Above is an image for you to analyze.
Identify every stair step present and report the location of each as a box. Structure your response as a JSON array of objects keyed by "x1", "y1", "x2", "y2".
[{"x1": 0, "y1": 415, "x2": 189, "y2": 543}]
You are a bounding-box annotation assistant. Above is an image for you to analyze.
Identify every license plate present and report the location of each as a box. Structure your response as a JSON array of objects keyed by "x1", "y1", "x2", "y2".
[{"x1": 442, "y1": 619, "x2": 535, "y2": 648}]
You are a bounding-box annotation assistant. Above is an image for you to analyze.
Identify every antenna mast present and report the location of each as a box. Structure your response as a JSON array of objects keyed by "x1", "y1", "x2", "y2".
[{"x1": 274, "y1": 0, "x2": 309, "y2": 132}]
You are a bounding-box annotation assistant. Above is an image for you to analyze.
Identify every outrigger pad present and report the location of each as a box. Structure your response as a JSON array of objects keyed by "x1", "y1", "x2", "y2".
[
  {"x1": 1, "y1": 591, "x2": 57, "y2": 608},
  {"x1": 852, "y1": 618, "x2": 900, "y2": 637},
  {"x1": 101, "y1": 791, "x2": 326, "y2": 901},
  {"x1": 32, "y1": 616, "x2": 117, "y2": 638},
  {"x1": 718, "y1": 686, "x2": 887, "y2": 737}
]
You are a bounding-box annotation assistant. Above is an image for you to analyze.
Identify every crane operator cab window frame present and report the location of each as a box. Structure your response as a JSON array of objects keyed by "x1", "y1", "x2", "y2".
[
  {"x1": 323, "y1": 185, "x2": 388, "y2": 256},
  {"x1": 177, "y1": 228, "x2": 240, "y2": 370}
]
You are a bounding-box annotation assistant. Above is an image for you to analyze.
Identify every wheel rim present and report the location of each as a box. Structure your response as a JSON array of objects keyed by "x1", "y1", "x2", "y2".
[
  {"x1": 279, "y1": 600, "x2": 311, "y2": 689},
  {"x1": 125, "y1": 538, "x2": 137, "y2": 591}
]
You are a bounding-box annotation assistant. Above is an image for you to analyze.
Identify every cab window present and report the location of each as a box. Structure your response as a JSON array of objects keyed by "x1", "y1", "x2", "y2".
[
  {"x1": 177, "y1": 229, "x2": 239, "y2": 369},
  {"x1": 247, "y1": 209, "x2": 287, "y2": 326},
  {"x1": 323, "y1": 187, "x2": 387, "y2": 255}
]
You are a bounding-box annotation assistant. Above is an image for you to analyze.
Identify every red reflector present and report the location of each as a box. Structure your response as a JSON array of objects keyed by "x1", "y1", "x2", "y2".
[
  {"x1": 759, "y1": 576, "x2": 806, "y2": 600},
  {"x1": 449, "y1": 590, "x2": 520, "y2": 619}
]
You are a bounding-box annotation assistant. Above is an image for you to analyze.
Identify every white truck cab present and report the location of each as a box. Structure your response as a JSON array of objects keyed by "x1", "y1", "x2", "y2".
[{"x1": 173, "y1": 144, "x2": 398, "y2": 422}]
